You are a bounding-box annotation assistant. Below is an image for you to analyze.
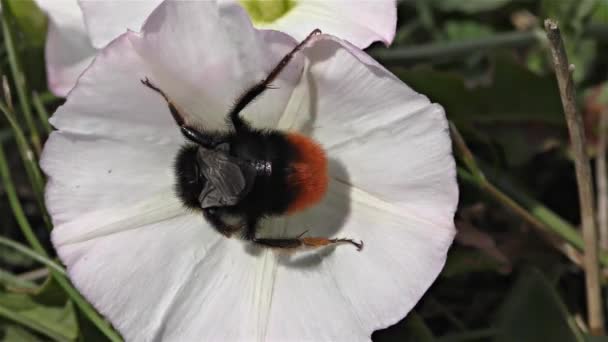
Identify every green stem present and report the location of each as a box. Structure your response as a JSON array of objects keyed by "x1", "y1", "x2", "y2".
[
  {"x1": 371, "y1": 30, "x2": 541, "y2": 66},
  {"x1": 0, "y1": 143, "x2": 45, "y2": 253},
  {"x1": 0, "y1": 237, "x2": 66, "y2": 276},
  {"x1": 0, "y1": 99, "x2": 51, "y2": 229},
  {"x1": 1, "y1": 5, "x2": 40, "y2": 153},
  {"x1": 452, "y1": 122, "x2": 608, "y2": 266},
  {"x1": 0, "y1": 143, "x2": 123, "y2": 342},
  {"x1": 32, "y1": 91, "x2": 52, "y2": 134},
  {"x1": 459, "y1": 167, "x2": 608, "y2": 266}
]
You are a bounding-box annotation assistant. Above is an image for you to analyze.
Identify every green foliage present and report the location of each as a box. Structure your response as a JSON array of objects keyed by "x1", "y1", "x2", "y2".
[
  {"x1": 2, "y1": 0, "x2": 608, "y2": 340},
  {"x1": 3, "y1": 0, "x2": 46, "y2": 47},
  {"x1": 430, "y1": 0, "x2": 511, "y2": 14},
  {"x1": 442, "y1": 248, "x2": 507, "y2": 278},
  {"x1": 0, "y1": 321, "x2": 41, "y2": 342},
  {"x1": 541, "y1": 0, "x2": 598, "y2": 35},
  {"x1": 394, "y1": 55, "x2": 564, "y2": 126},
  {"x1": 0, "y1": 278, "x2": 78, "y2": 341},
  {"x1": 494, "y1": 269, "x2": 583, "y2": 342},
  {"x1": 442, "y1": 21, "x2": 495, "y2": 41}
]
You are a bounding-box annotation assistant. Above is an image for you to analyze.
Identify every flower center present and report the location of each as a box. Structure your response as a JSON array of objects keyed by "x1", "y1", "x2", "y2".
[{"x1": 239, "y1": 0, "x2": 296, "y2": 24}]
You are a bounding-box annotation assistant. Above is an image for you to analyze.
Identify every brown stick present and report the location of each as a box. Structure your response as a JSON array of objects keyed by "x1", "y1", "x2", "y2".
[
  {"x1": 598, "y1": 109, "x2": 608, "y2": 250},
  {"x1": 544, "y1": 19, "x2": 605, "y2": 335}
]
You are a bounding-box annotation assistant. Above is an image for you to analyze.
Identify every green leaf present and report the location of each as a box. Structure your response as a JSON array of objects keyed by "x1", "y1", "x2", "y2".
[
  {"x1": 393, "y1": 55, "x2": 565, "y2": 126},
  {"x1": 0, "y1": 320, "x2": 41, "y2": 342},
  {"x1": 542, "y1": 0, "x2": 598, "y2": 35},
  {"x1": 591, "y1": 0, "x2": 608, "y2": 24},
  {"x1": 442, "y1": 21, "x2": 495, "y2": 41},
  {"x1": 442, "y1": 247, "x2": 508, "y2": 277},
  {"x1": 431, "y1": 0, "x2": 511, "y2": 13},
  {"x1": 493, "y1": 268, "x2": 584, "y2": 342},
  {"x1": 3, "y1": 0, "x2": 47, "y2": 47},
  {"x1": 0, "y1": 278, "x2": 78, "y2": 341}
]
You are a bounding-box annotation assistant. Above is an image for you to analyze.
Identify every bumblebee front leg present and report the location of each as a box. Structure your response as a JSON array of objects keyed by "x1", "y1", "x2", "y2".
[
  {"x1": 141, "y1": 78, "x2": 220, "y2": 148},
  {"x1": 203, "y1": 208, "x2": 242, "y2": 238}
]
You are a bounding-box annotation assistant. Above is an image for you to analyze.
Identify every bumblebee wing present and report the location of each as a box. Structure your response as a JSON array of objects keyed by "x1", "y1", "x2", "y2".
[{"x1": 198, "y1": 149, "x2": 250, "y2": 208}]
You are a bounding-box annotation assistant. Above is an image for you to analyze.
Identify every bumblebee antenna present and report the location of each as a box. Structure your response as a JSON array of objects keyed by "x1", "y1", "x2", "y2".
[{"x1": 228, "y1": 29, "x2": 321, "y2": 132}]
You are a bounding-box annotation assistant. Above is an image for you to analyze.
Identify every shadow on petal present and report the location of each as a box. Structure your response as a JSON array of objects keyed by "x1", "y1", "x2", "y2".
[{"x1": 275, "y1": 157, "x2": 353, "y2": 269}]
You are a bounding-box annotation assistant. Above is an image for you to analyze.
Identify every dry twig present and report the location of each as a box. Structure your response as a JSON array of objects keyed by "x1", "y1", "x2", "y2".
[
  {"x1": 597, "y1": 109, "x2": 608, "y2": 250},
  {"x1": 544, "y1": 19, "x2": 605, "y2": 335}
]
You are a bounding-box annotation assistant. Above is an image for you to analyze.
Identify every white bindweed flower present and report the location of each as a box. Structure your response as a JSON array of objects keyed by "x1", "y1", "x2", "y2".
[
  {"x1": 35, "y1": 0, "x2": 396, "y2": 97},
  {"x1": 40, "y1": 0, "x2": 457, "y2": 340}
]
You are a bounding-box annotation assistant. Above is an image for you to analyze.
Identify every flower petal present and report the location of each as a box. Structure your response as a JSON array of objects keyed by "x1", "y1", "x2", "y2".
[
  {"x1": 220, "y1": 0, "x2": 397, "y2": 48},
  {"x1": 267, "y1": 181, "x2": 454, "y2": 339},
  {"x1": 56, "y1": 214, "x2": 226, "y2": 341},
  {"x1": 267, "y1": 36, "x2": 458, "y2": 338},
  {"x1": 43, "y1": 1, "x2": 456, "y2": 341},
  {"x1": 78, "y1": 0, "x2": 163, "y2": 49},
  {"x1": 291, "y1": 37, "x2": 458, "y2": 228},
  {"x1": 129, "y1": 0, "x2": 304, "y2": 131},
  {"x1": 49, "y1": 32, "x2": 183, "y2": 142},
  {"x1": 35, "y1": 0, "x2": 96, "y2": 96},
  {"x1": 40, "y1": 131, "x2": 178, "y2": 226}
]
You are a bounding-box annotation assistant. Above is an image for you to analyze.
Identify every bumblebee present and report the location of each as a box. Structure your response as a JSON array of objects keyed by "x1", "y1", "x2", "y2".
[{"x1": 142, "y1": 29, "x2": 362, "y2": 251}]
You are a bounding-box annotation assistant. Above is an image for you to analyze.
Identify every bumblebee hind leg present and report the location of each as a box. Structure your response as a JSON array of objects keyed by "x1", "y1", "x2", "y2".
[
  {"x1": 242, "y1": 218, "x2": 363, "y2": 251},
  {"x1": 253, "y1": 236, "x2": 363, "y2": 251}
]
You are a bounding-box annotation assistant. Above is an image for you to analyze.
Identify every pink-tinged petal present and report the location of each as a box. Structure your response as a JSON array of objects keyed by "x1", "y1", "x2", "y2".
[
  {"x1": 40, "y1": 132, "x2": 178, "y2": 226},
  {"x1": 49, "y1": 33, "x2": 183, "y2": 142},
  {"x1": 267, "y1": 36, "x2": 457, "y2": 337},
  {"x1": 221, "y1": 0, "x2": 396, "y2": 48},
  {"x1": 42, "y1": 1, "x2": 456, "y2": 340},
  {"x1": 267, "y1": 182, "x2": 455, "y2": 340},
  {"x1": 78, "y1": 0, "x2": 163, "y2": 49},
  {"x1": 129, "y1": 0, "x2": 303, "y2": 131},
  {"x1": 35, "y1": 0, "x2": 96, "y2": 96},
  {"x1": 293, "y1": 37, "x2": 458, "y2": 228}
]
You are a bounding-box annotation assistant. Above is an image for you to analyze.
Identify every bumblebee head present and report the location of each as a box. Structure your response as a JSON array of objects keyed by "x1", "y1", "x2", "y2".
[
  {"x1": 174, "y1": 145, "x2": 205, "y2": 210},
  {"x1": 284, "y1": 133, "x2": 329, "y2": 214}
]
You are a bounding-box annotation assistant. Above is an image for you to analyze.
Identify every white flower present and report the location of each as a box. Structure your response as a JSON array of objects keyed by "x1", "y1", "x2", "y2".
[
  {"x1": 40, "y1": 0, "x2": 457, "y2": 340},
  {"x1": 35, "y1": 0, "x2": 396, "y2": 97}
]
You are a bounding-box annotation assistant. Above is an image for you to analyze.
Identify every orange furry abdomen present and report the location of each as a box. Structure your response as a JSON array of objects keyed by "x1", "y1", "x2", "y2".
[{"x1": 285, "y1": 133, "x2": 328, "y2": 214}]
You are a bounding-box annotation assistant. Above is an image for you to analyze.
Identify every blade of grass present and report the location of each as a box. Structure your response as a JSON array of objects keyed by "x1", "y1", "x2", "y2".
[
  {"x1": 0, "y1": 142, "x2": 123, "y2": 342},
  {"x1": 0, "y1": 97, "x2": 50, "y2": 229},
  {"x1": 0, "y1": 3, "x2": 41, "y2": 154},
  {"x1": 32, "y1": 91, "x2": 52, "y2": 134},
  {"x1": 0, "y1": 237, "x2": 65, "y2": 276}
]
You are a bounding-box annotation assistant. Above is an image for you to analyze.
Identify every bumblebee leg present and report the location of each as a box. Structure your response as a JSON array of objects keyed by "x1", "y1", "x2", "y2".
[
  {"x1": 141, "y1": 77, "x2": 187, "y2": 126},
  {"x1": 228, "y1": 29, "x2": 322, "y2": 131},
  {"x1": 253, "y1": 236, "x2": 363, "y2": 251},
  {"x1": 203, "y1": 208, "x2": 242, "y2": 238},
  {"x1": 141, "y1": 78, "x2": 220, "y2": 148}
]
